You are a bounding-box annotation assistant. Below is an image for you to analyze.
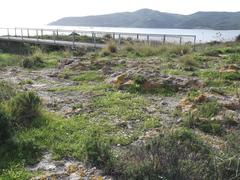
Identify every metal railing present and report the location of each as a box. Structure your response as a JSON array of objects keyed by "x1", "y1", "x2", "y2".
[{"x1": 0, "y1": 27, "x2": 197, "y2": 48}]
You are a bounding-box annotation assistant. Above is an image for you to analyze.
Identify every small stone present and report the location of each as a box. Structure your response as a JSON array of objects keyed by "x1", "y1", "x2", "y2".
[
  {"x1": 69, "y1": 172, "x2": 81, "y2": 180},
  {"x1": 66, "y1": 164, "x2": 79, "y2": 174},
  {"x1": 160, "y1": 101, "x2": 168, "y2": 106},
  {"x1": 177, "y1": 118, "x2": 182, "y2": 123}
]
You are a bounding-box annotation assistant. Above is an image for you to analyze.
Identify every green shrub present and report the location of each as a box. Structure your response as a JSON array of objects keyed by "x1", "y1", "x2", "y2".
[
  {"x1": 204, "y1": 49, "x2": 223, "y2": 56},
  {"x1": 8, "y1": 92, "x2": 42, "y2": 127},
  {"x1": 84, "y1": 128, "x2": 113, "y2": 169},
  {"x1": 183, "y1": 101, "x2": 223, "y2": 135},
  {"x1": 106, "y1": 41, "x2": 117, "y2": 53},
  {"x1": 0, "y1": 165, "x2": 31, "y2": 180},
  {"x1": 100, "y1": 41, "x2": 118, "y2": 57},
  {"x1": 0, "y1": 81, "x2": 16, "y2": 101},
  {"x1": 100, "y1": 49, "x2": 111, "y2": 57},
  {"x1": 179, "y1": 54, "x2": 199, "y2": 71},
  {"x1": 0, "y1": 106, "x2": 12, "y2": 145},
  {"x1": 198, "y1": 121, "x2": 222, "y2": 135},
  {"x1": 196, "y1": 100, "x2": 220, "y2": 118},
  {"x1": 222, "y1": 72, "x2": 240, "y2": 81},
  {"x1": 168, "y1": 45, "x2": 191, "y2": 56},
  {"x1": 112, "y1": 128, "x2": 213, "y2": 180},
  {"x1": 22, "y1": 56, "x2": 44, "y2": 69}
]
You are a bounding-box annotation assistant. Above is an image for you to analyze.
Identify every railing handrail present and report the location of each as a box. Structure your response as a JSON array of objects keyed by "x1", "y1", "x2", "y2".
[{"x1": 0, "y1": 27, "x2": 197, "y2": 39}]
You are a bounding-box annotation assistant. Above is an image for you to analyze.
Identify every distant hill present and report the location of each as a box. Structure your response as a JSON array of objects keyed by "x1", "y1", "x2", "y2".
[{"x1": 49, "y1": 9, "x2": 240, "y2": 30}]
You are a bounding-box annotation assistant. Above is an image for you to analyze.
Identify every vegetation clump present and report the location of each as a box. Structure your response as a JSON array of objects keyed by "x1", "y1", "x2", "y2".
[
  {"x1": 0, "y1": 107, "x2": 12, "y2": 145},
  {"x1": 112, "y1": 128, "x2": 214, "y2": 179},
  {"x1": 8, "y1": 91, "x2": 42, "y2": 128}
]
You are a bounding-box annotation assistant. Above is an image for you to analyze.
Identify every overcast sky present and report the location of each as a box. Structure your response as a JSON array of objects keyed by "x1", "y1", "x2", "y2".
[{"x1": 1, "y1": 0, "x2": 240, "y2": 27}]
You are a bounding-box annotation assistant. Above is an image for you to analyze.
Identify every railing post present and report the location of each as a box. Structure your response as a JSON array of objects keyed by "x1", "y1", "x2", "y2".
[
  {"x1": 72, "y1": 31, "x2": 75, "y2": 48},
  {"x1": 41, "y1": 29, "x2": 43, "y2": 38},
  {"x1": 137, "y1": 34, "x2": 139, "y2": 41},
  {"x1": 56, "y1": 29, "x2": 59, "y2": 39},
  {"x1": 27, "y1": 29, "x2": 30, "y2": 38},
  {"x1": 53, "y1": 31, "x2": 56, "y2": 44},
  {"x1": 92, "y1": 32, "x2": 96, "y2": 48},
  {"x1": 180, "y1": 37, "x2": 182, "y2": 45},
  {"x1": 15, "y1": 28, "x2": 17, "y2": 37},
  {"x1": 118, "y1": 34, "x2": 121, "y2": 46},
  {"x1": 193, "y1": 35, "x2": 197, "y2": 51},
  {"x1": 113, "y1": 33, "x2": 115, "y2": 40},
  {"x1": 36, "y1": 30, "x2": 39, "y2": 41},
  {"x1": 147, "y1": 35, "x2": 150, "y2": 45},
  {"x1": 163, "y1": 35, "x2": 166, "y2": 44},
  {"x1": 21, "y1": 28, "x2": 23, "y2": 41},
  {"x1": 7, "y1": 28, "x2": 10, "y2": 40}
]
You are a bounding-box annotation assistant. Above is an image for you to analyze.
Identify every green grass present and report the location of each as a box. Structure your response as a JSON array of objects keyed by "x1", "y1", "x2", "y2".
[
  {"x1": 48, "y1": 83, "x2": 112, "y2": 93},
  {"x1": 0, "y1": 54, "x2": 20, "y2": 67},
  {"x1": 71, "y1": 71, "x2": 104, "y2": 82}
]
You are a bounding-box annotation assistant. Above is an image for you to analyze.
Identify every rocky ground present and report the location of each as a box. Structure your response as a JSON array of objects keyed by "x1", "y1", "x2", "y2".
[{"x1": 1, "y1": 42, "x2": 240, "y2": 179}]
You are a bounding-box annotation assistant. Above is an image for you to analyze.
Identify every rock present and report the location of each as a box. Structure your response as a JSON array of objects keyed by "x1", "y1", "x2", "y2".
[
  {"x1": 111, "y1": 74, "x2": 126, "y2": 86},
  {"x1": 119, "y1": 80, "x2": 135, "y2": 90},
  {"x1": 102, "y1": 65, "x2": 112, "y2": 75},
  {"x1": 194, "y1": 93, "x2": 208, "y2": 103},
  {"x1": 220, "y1": 98, "x2": 240, "y2": 111},
  {"x1": 219, "y1": 65, "x2": 239, "y2": 73},
  {"x1": 142, "y1": 81, "x2": 161, "y2": 91},
  {"x1": 160, "y1": 101, "x2": 168, "y2": 106},
  {"x1": 66, "y1": 163, "x2": 79, "y2": 174},
  {"x1": 69, "y1": 173, "x2": 81, "y2": 180},
  {"x1": 177, "y1": 118, "x2": 182, "y2": 123},
  {"x1": 48, "y1": 72, "x2": 59, "y2": 78},
  {"x1": 177, "y1": 97, "x2": 194, "y2": 112}
]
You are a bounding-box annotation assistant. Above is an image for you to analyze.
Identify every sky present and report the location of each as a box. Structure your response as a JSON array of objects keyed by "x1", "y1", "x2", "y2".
[{"x1": 1, "y1": 0, "x2": 240, "y2": 27}]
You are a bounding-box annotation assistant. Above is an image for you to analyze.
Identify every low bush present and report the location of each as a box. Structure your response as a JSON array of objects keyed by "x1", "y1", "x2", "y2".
[
  {"x1": 22, "y1": 56, "x2": 44, "y2": 69},
  {"x1": 0, "y1": 81, "x2": 16, "y2": 101},
  {"x1": 8, "y1": 91, "x2": 42, "y2": 128},
  {"x1": 107, "y1": 41, "x2": 118, "y2": 53},
  {"x1": 222, "y1": 72, "x2": 240, "y2": 81},
  {"x1": 203, "y1": 49, "x2": 223, "y2": 57},
  {"x1": 84, "y1": 128, "x2": 113, "y2": 169},
  {"x1": 183, "y1": 100, "x2": 223, "y2": 135},
  {"x1": 22, "y1": 47, "x2": 45, "y2": 68},
  {"x1": 112, "y1": 128, "x2": 214, "y2": 180},
  {"x1": 168, "y1": 45, "x2": 191, "y2": 56},
  {"x1": 0, "y1": 106, "x2": 12, "y2": 145},
  {"x1": 179, "y1": 54, "x2": 199, "y2": 71},
  {"x1": 100, "y1": 41, "x2": 117, "y2": 57}
]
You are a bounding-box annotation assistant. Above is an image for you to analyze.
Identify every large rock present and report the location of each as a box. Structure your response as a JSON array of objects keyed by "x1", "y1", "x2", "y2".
[{"x1": 107, "y1": 71, "x2": 203, "y2": 91}]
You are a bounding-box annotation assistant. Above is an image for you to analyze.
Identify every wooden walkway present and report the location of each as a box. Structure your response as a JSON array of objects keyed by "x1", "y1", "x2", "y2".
[{"x1": 0, "y1": 36, "x2": 104, "y2": 48}]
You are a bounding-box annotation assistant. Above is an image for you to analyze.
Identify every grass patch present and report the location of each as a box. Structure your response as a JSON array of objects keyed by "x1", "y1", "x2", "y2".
[
  {"x1": 72, "y1": 71, "x2": 104, "y2": 82},
  {"x1": 0, "y1": 54, "x2": 20, "y2": 67}
]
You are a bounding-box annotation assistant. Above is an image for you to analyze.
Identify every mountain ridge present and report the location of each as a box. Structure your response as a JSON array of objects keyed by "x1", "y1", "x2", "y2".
[{"x1": 49, "y1": 9, "x2": 240, "y2": 30}]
